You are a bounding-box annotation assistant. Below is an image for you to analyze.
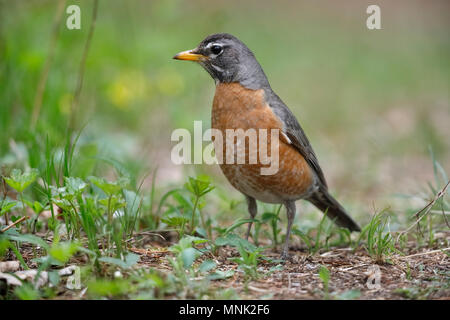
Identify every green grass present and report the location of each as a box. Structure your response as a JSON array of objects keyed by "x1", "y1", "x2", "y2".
[
  {"x1": 362, "y1": 209, "x2": 396, "y2": 264},
  {"x1": 0, "y1": 161, "x2": 449, "y2": 299}
]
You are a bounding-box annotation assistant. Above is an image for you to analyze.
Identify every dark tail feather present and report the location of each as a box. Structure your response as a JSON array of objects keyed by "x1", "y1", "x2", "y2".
[{"x1": 308, "y1": 188, "x2": 361, "y2": 232}]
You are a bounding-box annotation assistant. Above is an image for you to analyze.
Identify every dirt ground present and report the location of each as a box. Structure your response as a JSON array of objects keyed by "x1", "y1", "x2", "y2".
[
  {"x1": 129, "y1": 235, "x2": 450, "y2": 300},
  {"x1": 3, "y1": 231, "x2": 448, "y2": 300}
]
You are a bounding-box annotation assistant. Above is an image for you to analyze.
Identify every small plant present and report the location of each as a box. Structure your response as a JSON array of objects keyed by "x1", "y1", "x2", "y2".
[
  {"x1": 261, "y1": 204, "x2": 282, "y2": 248},
  {"x1": 185, "y1": 176, "x2": 215, "y2": 237},
  {"x1": 313, "y1": 213, "x2": 334, "y2": 254},
  {"x1": 50, "y1": 177, "x2": 87, "y2": 240},
  {"x1": 396, "y1": 152, "x2": 450, "y2": 247},
  {"x1": 214, "y1": 232, "x2": 264, "y2": 282},
  {"x1": 291, "y1": 226, "x2": 313, "y2": 252},
  {"x1": 318, "y1": 265, "x2": 330, "y2": 299},
  {"x1": 0, "y1": 198, "x2": 17, "y2": 225},
  {"x1": 363, "y1": 209, "x2": 396, "y2": 263},
  {"x1": 166, "y1": 236, "x2": 218, "y2": 298},
  {"x1": 88, "y1": 176, "x2": 129, "y2": 226},
  {"x1": 291, "y1": 212, "x2": 347, "y2": 255},
  {"x1": 23, "y1": 199, "x2": 48, "y2": 233},
  {"x1": 3, "y1": 168, "x2": 39, "y2": 232},
  {"x1": 215, "y1": 232, "x2": 258, "y2": 252},
  {"x1": 169, "y1": 236, "x2": 207, "y2": 270},
  {"x1": 229, "y1": 242, "x2": 264, "y2": 281},
  {"x1": 3, "y1": 168, "x2": 39, "y2": 195},
  {"x1": 159, "y1": 188, "x2": 190, "y2": 237},
  {"x1": 2, "y1": 227, "x2": 85, "y2": 296},
  {"x1": 87, "y1": 278, "x2": 134, "y2": 299},
  {"x1": 422, "y1": 153, "x2": 449, "y2": 247},
  {"x1": 160, "y1": 175, "x2": 214, "y2": 239}
]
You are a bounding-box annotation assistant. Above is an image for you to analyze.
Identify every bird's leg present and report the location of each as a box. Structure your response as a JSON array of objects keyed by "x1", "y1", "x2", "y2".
[
  {"x1": 281, "y1": 201, "x2": 296, "y2": 260},
  {"x1": 245, "y1": 196, "x2": 257, "y2": 241}
]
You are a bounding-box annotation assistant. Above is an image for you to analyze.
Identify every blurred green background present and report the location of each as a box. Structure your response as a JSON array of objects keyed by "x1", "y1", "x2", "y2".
[{"x1": 1, "y1": 0, "x2": 449, "y2": 222}]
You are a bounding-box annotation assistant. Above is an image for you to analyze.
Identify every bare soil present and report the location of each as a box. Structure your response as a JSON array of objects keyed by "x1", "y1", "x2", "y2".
[{"x1": 129, "y1": 238, "x2": 449, "y2": 300}]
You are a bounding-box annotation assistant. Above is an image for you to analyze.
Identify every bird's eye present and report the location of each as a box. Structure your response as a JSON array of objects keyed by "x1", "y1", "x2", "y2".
[{"x1": 210, "y1": 45, "x2": 223, "y2": 55}]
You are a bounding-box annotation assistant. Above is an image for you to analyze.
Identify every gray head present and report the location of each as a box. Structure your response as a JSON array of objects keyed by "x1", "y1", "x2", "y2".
[{"x1": 173, "y1": 33, "x2": 270, "y2": 90}]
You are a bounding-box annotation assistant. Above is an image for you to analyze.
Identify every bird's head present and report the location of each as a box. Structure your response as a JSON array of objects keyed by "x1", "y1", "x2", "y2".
[{"x1": 173, "y1": 33, "x2": 269, "y2": 89}]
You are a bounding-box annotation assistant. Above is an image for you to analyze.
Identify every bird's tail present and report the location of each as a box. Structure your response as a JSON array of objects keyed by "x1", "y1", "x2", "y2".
[{"x1": 308, "y1": 187, "x2": 361, "y2": 232}]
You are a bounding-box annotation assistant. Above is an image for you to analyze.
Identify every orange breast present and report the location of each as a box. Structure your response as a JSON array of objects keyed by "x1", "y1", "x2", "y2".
[{"x1": 212, "y1": 83, "x2": 315, "y2": 203}]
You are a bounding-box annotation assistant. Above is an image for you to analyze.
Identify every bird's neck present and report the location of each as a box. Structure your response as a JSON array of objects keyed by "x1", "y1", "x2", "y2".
[{"x1": 235, "y1": 62, "x2": 271, "y2": 91}]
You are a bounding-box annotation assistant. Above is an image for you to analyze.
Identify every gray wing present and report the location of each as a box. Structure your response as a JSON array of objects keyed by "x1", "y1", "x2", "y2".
[{"x1": 266, "y1": 90, "x2": 328, "y2": 189}]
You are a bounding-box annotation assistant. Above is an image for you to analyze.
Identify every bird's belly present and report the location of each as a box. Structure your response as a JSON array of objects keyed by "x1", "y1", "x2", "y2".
[
  {"x1": 218, "y1": 143, "x2": 316, "y2": 203},
  {"x1": 212, "y1": 83, "x2": 316, "y2": 204}
]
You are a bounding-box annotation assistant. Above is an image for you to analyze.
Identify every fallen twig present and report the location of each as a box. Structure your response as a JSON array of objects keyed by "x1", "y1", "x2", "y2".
[
  {"x1": 125, "y1": 231, "x2": 167, "y2": 243},
  {"x1": 397, "y1": 247, "x2": 450, "y2": 260},
  {"x1": 248, "y1": 285, "x2": 269, "y2": 293},
  {"x1": 1, "y1": 216, "x2": 29, "y2": 233}
]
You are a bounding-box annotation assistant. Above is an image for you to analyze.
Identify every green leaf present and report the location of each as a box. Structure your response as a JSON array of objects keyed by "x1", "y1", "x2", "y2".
[
  {"x1": 14, "y1": 283, "x2": 40, "y2": 300},
  {"x1": 87, "y1": 278, "x2": 131, "y2": 297},
  {"x1": 261, "y1": 212, "x2": 280, "y2": 222},
  {"x1": 171, "y1": 236, "x2": 207, "y2": 251},
  {"x1": 292, "y1": 228, "x2": 312, "y2": 249},
  {"x1": 48, "y1": 270, "x2": 60, "y2": 286},
  {"x1": 0, "y1": 201, "x2": 17, "y2": 216},
  {"x1": 52, "y1": 198, "x2": 72, "y2": 211},
  {"x1": 269, "y1": 264, "x2": 284, "y2": 273},
  {"x1": 184, "y1": 235, "x2": 209, "y2": 246},
  {"x1": 4, "y1": 231, "x2": 49, "y2": 251},
  {"x1": 50, "y1": 177, "x2": 87, "y2": 201},
  {"x1": 64, "y1": 176, "x2": 88, "y2": 195},
  {"x1": 0, "y1": 238, "x2": 11, "y2": 258},
  {"x1": 319, "y1": 265, "x2": 330, "y2": 286},
  {"x1": 208, "y1": 269, "x2": 235, "y2": 280},
  {"x1": 32, "y1": 201, "x2": 44, "y2": 214},
  {"x1": 4, "y1": 168, "x2": 39, "y2": 193},
  {"x1": 172, "y1": 191, "x2": 193, "y2": 209},
  {"x1": 99, "y1": 195, "x2": 126, "y2": 212},
  {"x1": 77, "y1": 246, "x2": 97, "y2": 257},
  {"x1": 336, "y1": 289, "x2": 361, "y2": 300},
  {"x1": 98, "y1": 252, "x2": 140, "y2": 269},
  {"x1": 181, "y1": 247, "x2": 201, "y2": 269},
  {"x1": 215, "y1": 233, "x2": 256, "y2": 252},
  {"x1": 124, "y1": 189, "x2": 141, "y2": 217},
  {"x1": 185, "y1": 176, "x2": 215, "y2": 197},
  {"x1": 49, "y1": 242, "x2": 80, "y2": 263},
  {"x1": 156, "y1": 188, "x2": 183, "y2": 215},
  {"x1": 195, "y1": 227, "x2": 207, "y2": 238},
  {"x1": 24, "y1": 200, "x2": 45, "y2": 214},
  {"x1": 161, "y1": 215, "x2": 189, "y2": 228},
  {"x1": 32, "y1": 255, "x2": 64, "y2": 267},
  {"x1": 88, "y1": 176, "x2": 129, "y2": 196},
  {"x1": 224, "y1": 218, "x2": 258, "y2": 235},
  {"x1": 199, "y1": 259, "x2": 217, "y2": 273}
]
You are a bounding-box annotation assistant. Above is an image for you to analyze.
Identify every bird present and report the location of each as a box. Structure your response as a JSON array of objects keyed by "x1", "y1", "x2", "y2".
[{"x1": 173, "y1": 33, "x2": 360, "y2": 259}]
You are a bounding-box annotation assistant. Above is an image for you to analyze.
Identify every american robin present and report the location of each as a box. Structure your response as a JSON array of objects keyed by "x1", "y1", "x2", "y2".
[{"x1": 174, "y1": 33, "x2": 360, "y2": 259}]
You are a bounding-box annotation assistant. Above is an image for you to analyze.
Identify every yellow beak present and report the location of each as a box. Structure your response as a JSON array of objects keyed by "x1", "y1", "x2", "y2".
[{"x1": 173, "y1": 49, "x2": 207, "y2": 61}]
